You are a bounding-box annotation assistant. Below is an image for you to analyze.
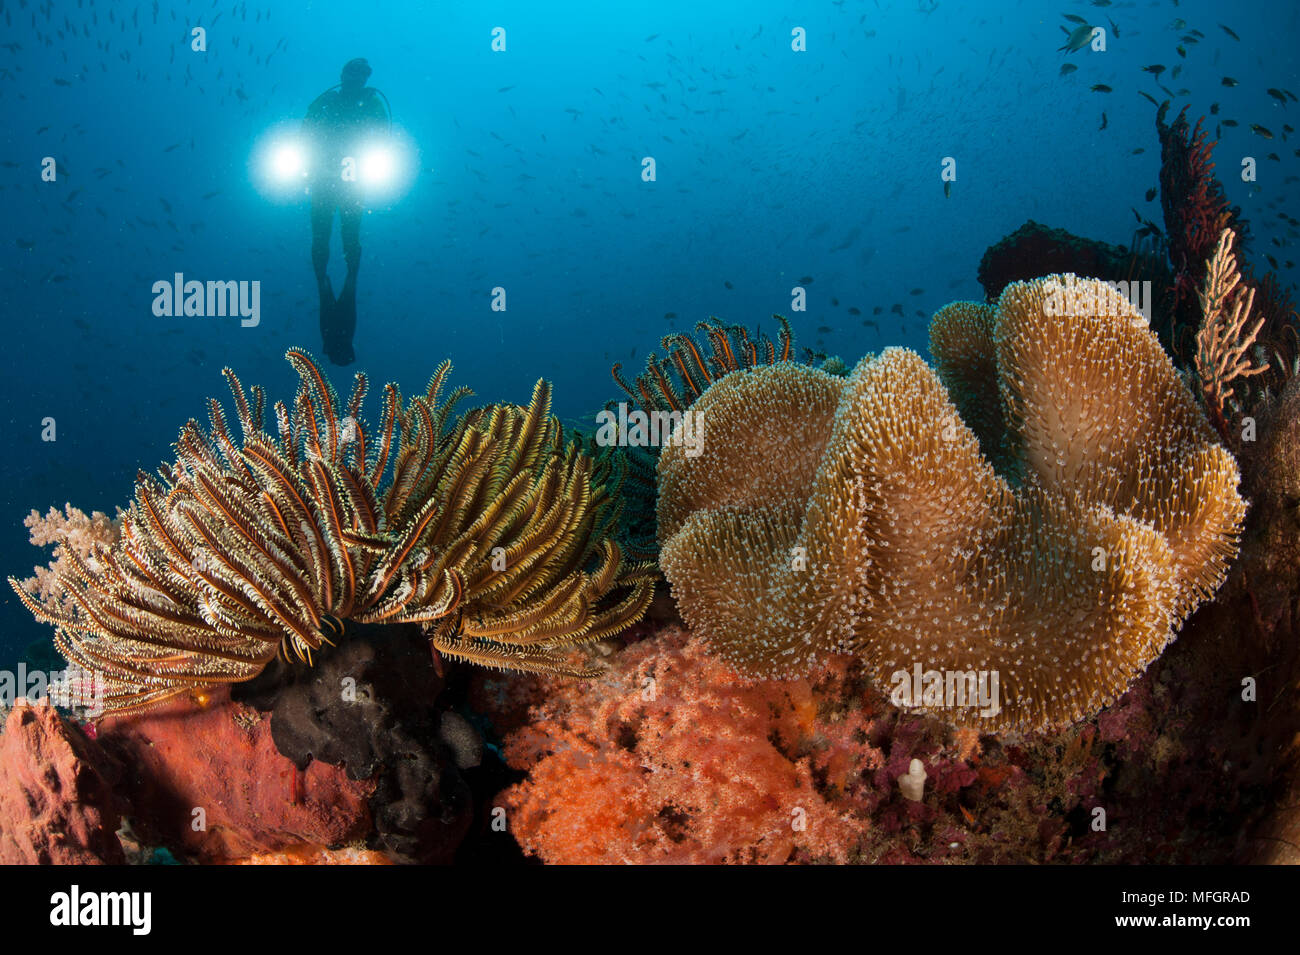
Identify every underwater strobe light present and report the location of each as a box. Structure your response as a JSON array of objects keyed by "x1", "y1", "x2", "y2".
[
  {"x1": 270, "y1": 141, "x2": 308, "y2": 181},
  {"x1": 358, "y1": 142, "x2": 396, "y2": 187},
  {"x1": 252, "y1": 122, "x2": 313, "y2": 200},
  {"x1": 251, "y1": 123, "x2": 414, "y2": 202},
  {"x1": 345, "y1": 134, "x2": 413, "y2": 200}
]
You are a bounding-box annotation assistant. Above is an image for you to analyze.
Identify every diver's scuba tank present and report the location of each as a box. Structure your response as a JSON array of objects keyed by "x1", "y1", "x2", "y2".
[{"x1": 307, "y1": 83, "x2": 392, "y2": 132}]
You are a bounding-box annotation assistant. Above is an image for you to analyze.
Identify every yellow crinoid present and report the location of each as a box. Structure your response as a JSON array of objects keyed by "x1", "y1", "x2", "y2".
[
  {"x1": 658, "y1": 276, "x2": 1245, "y2": 735},
  {"x1": 11, "y1": 350, "x2": 655, "y2": 715}
]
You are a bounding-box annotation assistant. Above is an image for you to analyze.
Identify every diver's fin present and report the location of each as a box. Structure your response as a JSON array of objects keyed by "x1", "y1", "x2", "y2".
[{"x1": 330, "y1": 280, "x2": 357, "y2": 366}]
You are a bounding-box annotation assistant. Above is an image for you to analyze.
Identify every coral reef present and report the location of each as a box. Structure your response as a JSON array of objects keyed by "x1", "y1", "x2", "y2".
[
  {"x1": 1157, "y1": 104, "x2": 1237, "y2": 358},
  {"x1": 10, "y1": 350, "x2": 655, "y2": 714},
  {"x1": 1195, "y1": 229, "x2": 1267, "y2": 444},
  {"x1": 98, "y1": 693, "x2": 376, "y2": 862},
  {"x1": 612, "y1": 315, "x2": 798, "y2": 415},
  {"x1": 231, "y1": 621, "x2": 475, "y2": 864},
  {"x1": 928, "y1": 301, "x2": 1006, "y2": 468},
  {"x1": 976, "y1": 220, "x2": 1158, "y2": 305},
  {"x1": 12, "y1": 506, "x2": 121, "y2": 616},
  {"x1": 0, "y1": 626, "x2": 485, "y2": 865},
  {"x1": 0, "y1": 703, "x2": 124, "y2": 864},
  {"x1": 500, "y1": 626, "x2": 865, "y2": 863},
  {"x1": 491, "y1": 612, "x2": 1289, "y2": 865},
  {"x1": 658, "y1": 276, "x2": 1244, "y2": 734},
  {"x1": 1156, "y1": 103, "x2": 1297, "y2": 396},
  {"x1": 569, "y1": 433, "x2": 659, "y2": 561}
]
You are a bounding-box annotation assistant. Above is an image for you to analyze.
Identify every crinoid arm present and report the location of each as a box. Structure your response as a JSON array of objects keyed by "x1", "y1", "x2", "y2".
[{"x1": 13, "y1": 353, "x2": 655, "y2": 716}]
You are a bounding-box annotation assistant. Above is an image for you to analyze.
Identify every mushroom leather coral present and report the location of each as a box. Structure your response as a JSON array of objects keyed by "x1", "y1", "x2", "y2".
[{"x1": 658, "y1": 275, "x2": 1245, "y2": 735}]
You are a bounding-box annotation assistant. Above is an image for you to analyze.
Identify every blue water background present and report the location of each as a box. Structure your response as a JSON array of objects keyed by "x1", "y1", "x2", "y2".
[{"x1": 1, "y1": 0, "x2": 1297, "y2": 661}]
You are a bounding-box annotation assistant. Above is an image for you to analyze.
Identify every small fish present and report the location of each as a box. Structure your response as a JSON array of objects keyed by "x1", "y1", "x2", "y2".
[
  {"x1": 1099, "y1": 111, "x2": 1108, "y2": 130},
  {"x1": 1211, "y1": 102, "x2": 1221, "y2": 115},
  {"x1": 799, "y1": 275, "x2": 814, "y2": 284},
  {"x1": 497, "y1": 85, "x2": 514, "y2": 93},
  {"x1": 944, "y1": 179, "x2": 952, "y2": 198},
  {"x1": 848, "y1": 307, "x2": 862, "y2": 315},
  {"x1": 890, "y1": 304, "x2": 904, "y2": 316},
  {"x1": 723, "y1": 280, "x2": 734, "y2": 290},
  {"x1": 663, "y1": 312, "x2": 676, "y2": 319},
  {"x1": 1063, "y1": 13, "x2": 1088, "y2": 24},
  {"x1": 201, "y1": 190, "x2": 221, "y2": 199},
  {"x1": 1108, "y1": 17, "x2": 1120, "y2": 38},
  {"x1": 1145, "y1": 187, "x2": 1157, "y2": 201},
  {"x1": 1139, "y1": 90, "x2": 1160, "y2": 106},
  {"x1": 1142, "y1": 64, "x2": 1165, "y2": 76},
  {"x1": 1092, "y1": 84, "x2": 1112, "y2": 93},
  {"x1": 15, "y1": 239, "x2": 34, "y2": 250},
  {"x1": 1268, "y1": 89, "x2": 1288, "y2": 107},
  {"x1": 910, "y1": 288, "x2": 924, "y2": 296},
  {"x1": 1267, "y1": 254, "x2": 1279, "y2": 269},
  {"x1": 1059, "y1": 63, "x2": 1077, "y2": 76},
  {"x1": 1251, "y1": 124, "x2": 1274, "y2": 139},
  {"x1": 1223, "y1": 119, "x2": 1239, "y2": 127},
  {"x1": 816, "y1": 326, "x2": 832, "y2": 334},
  {"x1": 1176, "y1": 45, "x2": 1186, "y2": 58},
  {"x1": 831, "y1": 298, "x2": 839, "y2": 307},
  {"x1": 1132, "y1": 147, "x2": 1145, "y2": 154},
  {"x1": 1059, "y1": 23, "x2": 1095, "y2": 53},
  {"x1": 53, "y1": 77, "x2": 71, "y2": 86},
  {"x1": 1220, "y1": 24, "x2": 1240, "y2": 41},
  {"x1": 1222, "y1": 77, "x2": 1239, "y2": 87},
  {"x1": 872, "y1": 306, "x2": 883, "y2": 315}
]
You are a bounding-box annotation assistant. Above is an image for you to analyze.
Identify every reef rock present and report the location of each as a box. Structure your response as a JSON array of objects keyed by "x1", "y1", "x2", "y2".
[
  {"x1": 0, "y1": 702, "x2": 124, "y2": 864},
  {"x1": 977, "y1": 220, "x2": 1167, "y2": 306}
]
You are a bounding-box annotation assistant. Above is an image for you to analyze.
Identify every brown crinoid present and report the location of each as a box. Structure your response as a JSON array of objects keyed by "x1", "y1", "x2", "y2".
[
  {"x1": 612, "y1": 315, "x2": 798, "y2": 415},
  {"x1": 10, "y1": 350, "x2": 655, "y2": 715},
  {"x1": 658, "y1": 276, "x2": 1245, "y2": 735}
]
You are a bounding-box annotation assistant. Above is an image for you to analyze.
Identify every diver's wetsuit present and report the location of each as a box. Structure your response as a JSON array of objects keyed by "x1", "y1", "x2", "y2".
[{"x1": 303, "y1": 85, "x2": 387, "y2": 365}]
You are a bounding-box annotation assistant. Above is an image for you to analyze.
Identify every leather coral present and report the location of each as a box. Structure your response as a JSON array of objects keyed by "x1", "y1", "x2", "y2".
[{"x1": 658, "y1": 275, "x2": 1245, "y2": 734}]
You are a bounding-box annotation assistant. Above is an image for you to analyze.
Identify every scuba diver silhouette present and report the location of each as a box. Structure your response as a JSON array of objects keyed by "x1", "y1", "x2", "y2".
[{"x1": 303, "y1": 58, "x2": 390, "y2": 365}]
